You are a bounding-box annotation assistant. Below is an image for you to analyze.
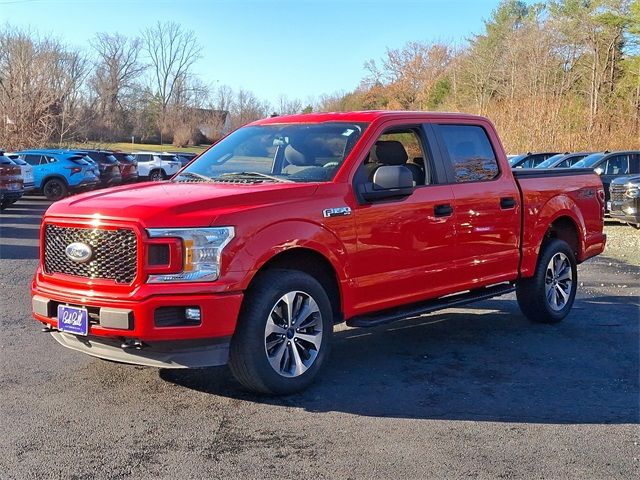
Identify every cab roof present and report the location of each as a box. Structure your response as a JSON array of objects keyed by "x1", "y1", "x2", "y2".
[{"x1": 251, "y1": 110, "x2": 489, "y2": 125}]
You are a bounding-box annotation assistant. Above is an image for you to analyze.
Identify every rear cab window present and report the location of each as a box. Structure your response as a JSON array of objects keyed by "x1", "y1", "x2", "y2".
[{"x1": 434, "y1": 124, "x2": 499, "y2": 183}]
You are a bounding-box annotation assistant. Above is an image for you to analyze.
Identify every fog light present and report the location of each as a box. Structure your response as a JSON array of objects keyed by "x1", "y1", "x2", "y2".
[{"x1": 185, "y1": 307, "x2": 201, "y2": 322}]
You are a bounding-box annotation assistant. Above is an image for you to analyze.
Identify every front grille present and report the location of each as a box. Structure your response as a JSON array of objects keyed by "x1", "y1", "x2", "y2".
[
  {"x1": 44, "y1": 224, "x2": 138, "y2": 284},
  {"x1": 610, "y1": 185, "x2": 626, "y2": 203}
]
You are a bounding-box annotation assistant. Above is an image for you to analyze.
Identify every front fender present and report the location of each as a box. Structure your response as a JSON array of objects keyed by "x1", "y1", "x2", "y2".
[{"x1": 225, "y1": 219, "x2": 352, "y2": 290}]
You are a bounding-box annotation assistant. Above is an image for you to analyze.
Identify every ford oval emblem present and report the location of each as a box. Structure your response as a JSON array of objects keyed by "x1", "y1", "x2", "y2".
[{"x1": 65, "y1": 242, "x2": 93, "y2": 263}]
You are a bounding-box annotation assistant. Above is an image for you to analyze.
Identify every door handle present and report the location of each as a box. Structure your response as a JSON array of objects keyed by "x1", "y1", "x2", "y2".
[
  {"x1": 434, "y1": 204, "x2": 453, "y2": 217},
  {"x1": 500, "y1": 197, "x2": 517, "y2": 209}
]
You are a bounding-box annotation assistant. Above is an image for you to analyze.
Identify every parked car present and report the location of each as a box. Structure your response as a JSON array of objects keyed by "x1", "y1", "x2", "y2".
[
  {"x1": 0, "y1": 151, "x2": 24, "y2": 210},
  {"x1": 535, "y1": 152, "x2": 592, "y2": 169},
  {"x1": 609, "y1": 174, "x2": 640, "y2": 228},
  {"x1": 110, "y1": 151, "x2": 139, "y2": 183},
  {"x1": 509, "y1": 152, "x2": 562, "y2": 168},
  {"x1": 5, "y1": 154, "x2": 35, "y2": 192},
  {"x1": 572, "y1": 151, "x2": 640, "y2": 204},
  {"x1": 32, "y1": 111, "x2": 606, "y2": 395},
  {"x1": 132, "y1": 151, "x2": 181, "y2": 181},
  {"x1": 69, "y1": 150, "x2": 122, "y2": 187},
  {"x1": 13, "y1": 149, "x2": 99, "y2": 201},
  {"x1": 166, "y1": 151, "x2": 198, "y2": 167}
]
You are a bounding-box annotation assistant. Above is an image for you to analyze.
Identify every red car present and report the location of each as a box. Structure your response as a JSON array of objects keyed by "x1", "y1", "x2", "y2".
[{"x1": 32, "y1": 111, "x2": 606, "y2": 394}]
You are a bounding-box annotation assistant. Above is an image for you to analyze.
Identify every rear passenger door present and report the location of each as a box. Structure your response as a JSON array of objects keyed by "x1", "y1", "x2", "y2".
[{"x1": 432, "y1": 123, "x2": 521, "y2": 287}]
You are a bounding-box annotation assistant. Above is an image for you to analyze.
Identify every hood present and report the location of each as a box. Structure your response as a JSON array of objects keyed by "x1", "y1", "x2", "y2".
[
  {"x1": 46, "y1": 181, "x2": 319, "y2": 227},
  {"x1": 611, "y1": 174, "x2": 640, "y2": 186}
]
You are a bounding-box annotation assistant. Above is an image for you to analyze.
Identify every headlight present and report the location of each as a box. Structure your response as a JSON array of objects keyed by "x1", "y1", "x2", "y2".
[
  {"x1": 625, "y1": 185, "x2": 639, "y2": 198},
  {"x1": 146, "y1": 227, "x2": 234, "y2": 283}
]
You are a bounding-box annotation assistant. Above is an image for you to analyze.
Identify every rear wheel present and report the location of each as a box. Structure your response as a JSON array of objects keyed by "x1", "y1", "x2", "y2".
[
  {"x1": 0, "y1": 200, "x2": 9, "y2": 211},
  {"x1": 149, "y1": 169, "x2": 165, "y2": 181},
  {"x1": 229, "y1": 269, "x2": 333, "y2": 394},
  {"x1": 516, "y1": 239, "x2": 577, "y2": 323},
  {"x1": 43, "y1": 178, "x2": 68, "y2": 201}
]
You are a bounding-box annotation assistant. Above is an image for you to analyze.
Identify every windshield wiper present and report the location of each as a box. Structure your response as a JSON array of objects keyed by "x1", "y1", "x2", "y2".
[
  {"x1": 217, "y1": 172, "x2": 293, "y2": 183},
  {"x1": 174, "y1": 171, "x2": 213, "y2": 182}
]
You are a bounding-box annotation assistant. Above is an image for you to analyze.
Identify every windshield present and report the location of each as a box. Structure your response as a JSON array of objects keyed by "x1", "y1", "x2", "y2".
[
  {"x1": 508, "y1": 154, "x2": 526, "y2": 166},
  {"x1": 572, "y1": 153, "x2": 605, "y2": 168},
  {"x1": 175, "y1": 122, "x2": 368, "y2": 184},
  {"x1": 535, "y1": 154, "x2": 565, "y2": 168}
]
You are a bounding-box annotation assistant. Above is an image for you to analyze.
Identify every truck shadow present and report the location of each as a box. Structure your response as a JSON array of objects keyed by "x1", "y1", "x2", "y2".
[{"x1": 161, "y1": 295, "x2": 639, "y2": 424}]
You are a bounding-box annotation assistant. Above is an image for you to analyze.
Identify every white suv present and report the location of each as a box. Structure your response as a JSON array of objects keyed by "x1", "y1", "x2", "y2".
[{"x1": 132, "y1": 152, "x2": 182, "y2": 181}]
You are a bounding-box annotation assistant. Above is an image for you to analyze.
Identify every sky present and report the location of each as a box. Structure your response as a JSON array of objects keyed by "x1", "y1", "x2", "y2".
[{"x1": 1, "y1": 0, "x2": 502, "y2": 105}]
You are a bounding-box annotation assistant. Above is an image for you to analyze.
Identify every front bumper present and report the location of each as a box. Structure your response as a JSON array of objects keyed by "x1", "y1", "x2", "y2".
[
  {"x1": 50, "y1": 331, "x2": 230, "y2": 368},
  {"x1": 609, "y1": 199, "x2": 639, "y2": 225},
  {"x1": 32, "y1": 284, "x2": 243, "y2": 367}
]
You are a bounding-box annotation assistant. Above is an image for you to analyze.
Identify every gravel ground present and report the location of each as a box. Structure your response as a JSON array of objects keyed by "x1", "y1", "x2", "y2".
[
  {"x1": 0, "y1": 199, "x2": 638, "y2": 479},
  {"x1": 602, "y1": 221, "x2": 640, "y2": 265}
]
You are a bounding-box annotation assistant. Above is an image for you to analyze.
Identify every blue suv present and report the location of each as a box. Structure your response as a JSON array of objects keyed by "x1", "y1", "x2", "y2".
[{"x1": 12, "y1": 150, "x2": 99, "y2": 200}]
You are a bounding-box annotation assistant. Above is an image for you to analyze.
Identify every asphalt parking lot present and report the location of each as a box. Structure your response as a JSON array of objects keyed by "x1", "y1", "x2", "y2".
[{"x1": 0, "y1": 198, "x2": 638, "y2": 479}]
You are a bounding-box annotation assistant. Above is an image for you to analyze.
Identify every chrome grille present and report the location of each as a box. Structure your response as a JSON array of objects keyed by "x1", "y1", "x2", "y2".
[
  {"x1": 610, "y1": 185, "x2": 626, "y2": 203},
  {"x1": 44, "y1": 224, "x2": 138, "y2": 283}
]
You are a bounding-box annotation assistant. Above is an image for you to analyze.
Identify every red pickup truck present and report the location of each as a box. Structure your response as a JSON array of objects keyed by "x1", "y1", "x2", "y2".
[{"x1": 32, "y1": 111, "x2": 606, "y2": 394}]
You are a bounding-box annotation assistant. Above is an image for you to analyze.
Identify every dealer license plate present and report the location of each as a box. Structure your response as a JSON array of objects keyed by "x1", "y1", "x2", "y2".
[{"x1": 57, "y1": 305, "x2": 89, "y2": 336}]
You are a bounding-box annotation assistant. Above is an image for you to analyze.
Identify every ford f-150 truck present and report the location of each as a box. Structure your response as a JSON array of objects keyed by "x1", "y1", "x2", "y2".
[{"x1": 32, "y1": 111, "x2": 606, "y2": 394}]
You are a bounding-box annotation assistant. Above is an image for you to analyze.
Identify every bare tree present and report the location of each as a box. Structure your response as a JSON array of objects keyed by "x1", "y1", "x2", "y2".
[
  {"x1": 275, "y1": 95, "x2": 303, "y2": 115},
  {"x1": 142, "y1": 21, "x2": 202, "y2": 144},
  {"x1": 90, "y1": 32, "x2": 145, "y2": 139},
  {"x1": 0, "y1": 27, "x2": 88, "y2": 149}
]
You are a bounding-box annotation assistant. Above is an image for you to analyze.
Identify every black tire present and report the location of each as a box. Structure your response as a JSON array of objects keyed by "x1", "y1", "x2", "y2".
[
  {"x1": 0, "y1": 200, "x2": 9, "y2": 211},
  {"x1": 229, "y1": 269, "x2": 333, "y2": 395},
  {"x1": 149, "y1": 169, "x2": 165, "y2": 181},
  {"x1": 516, "y1": 238, "x2": 577, "y2": 324},
  {"x1": 43, "y1": 178, "x2": 68, "y2": 201}
]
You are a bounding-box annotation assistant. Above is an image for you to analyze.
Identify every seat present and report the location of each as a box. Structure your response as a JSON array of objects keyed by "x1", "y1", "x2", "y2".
[
  {"x1": 365, "y1": 140, "x2": 420, "y2": 184},
  {"x1": 283, "y1": 144, "x2": 315, "y2": 174}
]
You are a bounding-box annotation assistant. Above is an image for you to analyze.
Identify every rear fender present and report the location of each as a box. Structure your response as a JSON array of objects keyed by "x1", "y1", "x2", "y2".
[{"x1": 520, "y1": 194, "x2": 586, "y2": 277}]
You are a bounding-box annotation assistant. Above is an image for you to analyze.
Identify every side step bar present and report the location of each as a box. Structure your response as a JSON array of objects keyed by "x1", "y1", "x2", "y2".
[{"x1": 346, "y1": 283, "x2": 515, "y2": 328}]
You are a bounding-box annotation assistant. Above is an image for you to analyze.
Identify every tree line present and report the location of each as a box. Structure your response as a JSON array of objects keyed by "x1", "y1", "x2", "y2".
[
  {"x1": 0, "y1": 0, "x2": 638, "y2": 153},
  {"x1": 331, "y1": 0, "x2": 639, "y2": 152}
]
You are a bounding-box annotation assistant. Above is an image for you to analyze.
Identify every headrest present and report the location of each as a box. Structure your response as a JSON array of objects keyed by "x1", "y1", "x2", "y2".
[
  {"x1": 284, "y1": 144, "x2": 315, "y2": 166},
  {"x1": 371, "y1": 141, "x2": 408, "y2": 165}
]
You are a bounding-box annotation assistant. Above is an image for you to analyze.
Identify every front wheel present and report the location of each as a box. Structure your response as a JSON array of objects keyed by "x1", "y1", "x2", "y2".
[
  {"x1": 516, "y1": 239, "x2": 577, "y2": 323},
  {"x1": 229, "y1": 269, "x2": 333, "y2": 394}
]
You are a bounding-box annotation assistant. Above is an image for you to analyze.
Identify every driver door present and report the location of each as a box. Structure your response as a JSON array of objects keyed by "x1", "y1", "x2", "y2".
[{"x1": 349, "y1": 124, "x2": 458, "y2": 315}]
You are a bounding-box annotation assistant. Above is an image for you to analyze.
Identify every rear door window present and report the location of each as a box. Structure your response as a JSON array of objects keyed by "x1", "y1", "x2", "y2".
[
  {"x1": 23, "y1": 154, "x2": 41, "y2": 166},
  {"x1": 435, "y1": 124, "x2": 499, "y2": 183},
  {"x1": 136, "y1": 154, "x2": 152, "y2": 162}
]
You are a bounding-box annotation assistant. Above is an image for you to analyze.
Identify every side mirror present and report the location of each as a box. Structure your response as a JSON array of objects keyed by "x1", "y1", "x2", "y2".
[
  {"x1": 359, "y1": 165, "x2": 415, "y2": 202},
  {"x1": 594, "y1": 167, "x2": 604, "y2": 176}
]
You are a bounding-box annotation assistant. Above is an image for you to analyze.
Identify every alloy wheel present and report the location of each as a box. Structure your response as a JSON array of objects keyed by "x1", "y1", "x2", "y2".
[
  {"x1": 544, "y1": 252, "x2": 573, "y2": 311},
  {"x1": 264, "y1": 290, "x2": 323, "y2": 378}
]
